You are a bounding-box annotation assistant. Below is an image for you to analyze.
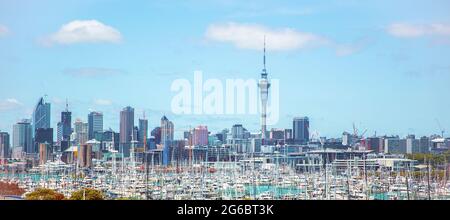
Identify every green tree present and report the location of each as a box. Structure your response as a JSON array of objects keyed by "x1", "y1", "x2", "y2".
[
  {"x1": 406, "y1": 151, "x2": 450, "y2": 167},
  {"x1": 70, "y1": 188, "x2": 104, "y2": 200},
  {"x1": 25, "y1": 188, "x2": 65, "y2": 200}
]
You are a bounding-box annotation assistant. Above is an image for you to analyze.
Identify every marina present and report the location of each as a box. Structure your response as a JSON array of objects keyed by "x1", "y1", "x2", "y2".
[{"x1": 1, "y1": 155, "x2": 449, "y2": 200}]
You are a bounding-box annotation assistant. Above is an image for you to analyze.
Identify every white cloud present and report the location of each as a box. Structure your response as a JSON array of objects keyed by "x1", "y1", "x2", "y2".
[
  {"x1": 0, "y1": 24, "x2": 10, "y2": 37},
  {"x1": 205, "y1": 22, "x2": 372, "y2": 56},
  {"x1": 386, "y1": 23, "x2": 427, "y2": 38},
  {"x1": 94, "y1": 99, "x2": 113, "y2": 106},
  {"x1": 336, "y1": 44, "x2": 361, "y2": 57},
  {"x1": 45, "y1": 20, "x2": 122, "y2": 45},
  {"x1": 335, "y1": 38, "x2": 372, "y2": 57},
  {"x1": 0, "y1": 98, "x2": 23, "y2": 111},
  {"x1": 205, "y1": 22, "x2": 328, "y2": 51},
  {"x1": 387, "y1": 23, "x2": 450, "y2": 38},
  {"x1": 64, "y1": 67, "x2": 125, "y2": 77}
]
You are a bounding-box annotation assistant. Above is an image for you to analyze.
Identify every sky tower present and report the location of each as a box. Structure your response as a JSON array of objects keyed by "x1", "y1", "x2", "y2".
[{"x1": 258, "y1": 37, "x2": 271, "y2": 143}]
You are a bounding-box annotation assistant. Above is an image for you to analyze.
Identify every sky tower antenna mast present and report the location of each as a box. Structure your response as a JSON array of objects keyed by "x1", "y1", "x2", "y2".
[{"x1": 258, "y1": 36, "x2": 270, "y2": 143}]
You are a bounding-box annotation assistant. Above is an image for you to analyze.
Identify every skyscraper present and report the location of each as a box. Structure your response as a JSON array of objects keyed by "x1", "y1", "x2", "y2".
[
  {"x1": 258, "y1": 38, "x2": 271, "y2": 143},
  {"x1": 57, "y1": 122, "x2": 62, "y2": 145},
  {"x1": 293, "y1": 117, "x2": 309, "y2": 144},
  {"x1": 151, "y1": 127, "x2": 161, "y2": 145},
  {"x1": 193, "y1": 125, "x2": 208, "y2": 146},
  {"x1": 34, "y1": 128, "x2": 53, "y2": 152},
  {"x1": 161, "y1": 116, "x2": 174, "y2": 165},
  {"x1": 120, "y1": 106, "x2": 134, "y2": 144},
  {"x1": 161, "y1": 116, "x2": 174, "y2": 144},
  {"x1": 138, "y1": 118, "x2": 148, "y2": 146},
  {"x1": 13, "y1": 119, "x2": 33, "y2": 154},
  {"x1": 32, "y1": 97, "x2": 51, "y2": 134},
  {"x1": 231, "y1": 124, "x2": 245, "y2": 139},
  {"x1": 120, "y1": 106, "x2": 134, "y2": 157},
  {"x1": 73, "y1": 119, "x2": 88, "y2": 146},
  {"x1": 59, "y1": 101, "x2": 72, "y2": 151},
  {"x1": 0, "y1": 131, "x2": 10, "y2": 161},
  {"x1": 88, "y1": 111, "x2": 103, "y2": 140}
]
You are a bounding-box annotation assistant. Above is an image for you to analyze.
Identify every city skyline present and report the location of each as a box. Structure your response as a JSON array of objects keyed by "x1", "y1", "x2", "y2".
[{"x1": 1, "y1": 0, "x2": 450, "y2": 138}]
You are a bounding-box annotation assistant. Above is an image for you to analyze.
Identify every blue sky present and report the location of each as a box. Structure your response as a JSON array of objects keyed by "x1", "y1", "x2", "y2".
[{"x1": 0, "y1": 0, "x2": 449, "y2": 139}]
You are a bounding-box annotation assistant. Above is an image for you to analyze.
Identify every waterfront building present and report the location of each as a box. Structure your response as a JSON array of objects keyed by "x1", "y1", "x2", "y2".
[
  {"x1": 367, "y1": 137, "x2": 382, "y2": 153},
  {"x1": 406, "y1": 135, "x2": 420, "y2": 154},
  {"x1": 342, "y1": 132, "x2": 351, "y2": 146},
  {"x1": 384, "y1": 136, "x2": 403, "y2": 154},
  {"x1": 419, "y1": 136, "x2": 431, "y2": 153}
]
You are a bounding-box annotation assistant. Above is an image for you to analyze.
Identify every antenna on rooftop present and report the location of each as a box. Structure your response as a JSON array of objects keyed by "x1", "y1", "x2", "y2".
[{"x1": 263, "y1": 35, "x2": 266, "y2": 71}]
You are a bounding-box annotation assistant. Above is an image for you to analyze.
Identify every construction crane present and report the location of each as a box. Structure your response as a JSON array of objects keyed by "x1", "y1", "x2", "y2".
[
  {"x1": 351, "y1": 122, "x2": 368, "y2": 149},
  {"x1": 310, "y1": 130, "x2": 324, "y2": 148},
  {"x1": 436, "y1": 119, "x2": 445, "y2": 138},
  {"x1": 352, "y1": 122, "x2": 367, "y2": 138}
]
